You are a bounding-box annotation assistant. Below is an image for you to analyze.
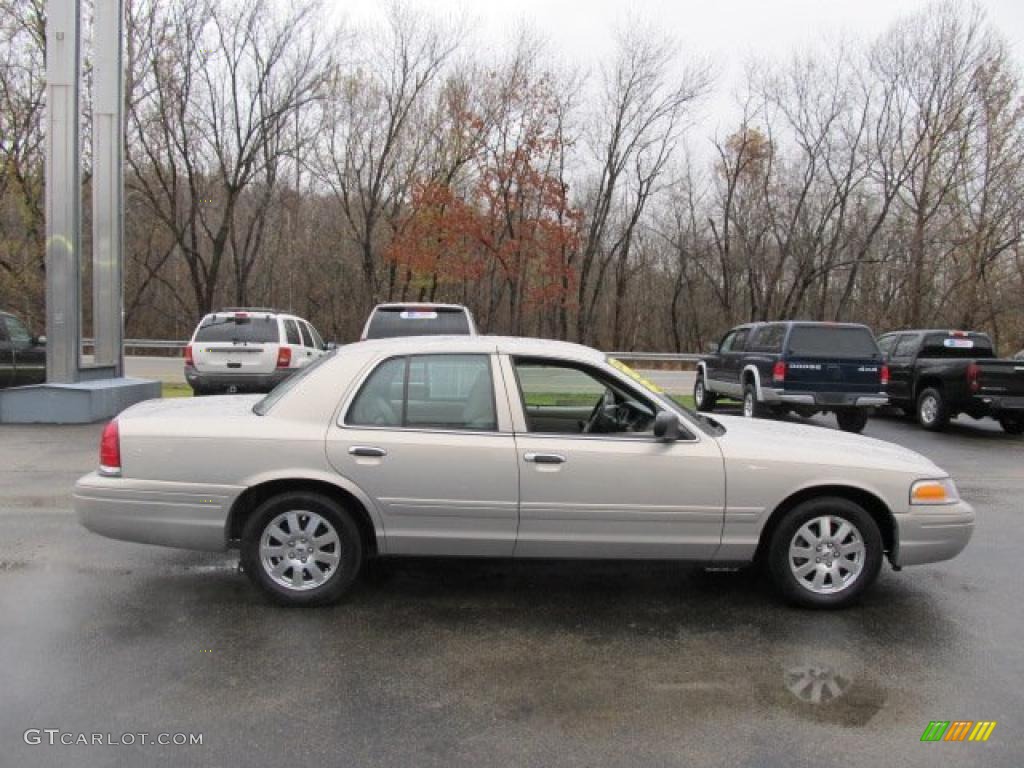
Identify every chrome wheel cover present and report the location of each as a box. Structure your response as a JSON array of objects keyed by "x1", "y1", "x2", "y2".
[
  {"x1": 919, "y1": 394, "x2": 938, "y2": 424},
  {"x1": 260, "y1": 510, "x2": 341, "y2": 591},
  {"x1": 788, "y1": 515, "x2": 866, "y2": 595}
]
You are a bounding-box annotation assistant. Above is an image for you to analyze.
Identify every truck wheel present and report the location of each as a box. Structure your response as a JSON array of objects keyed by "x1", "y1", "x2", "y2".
[
  {"x1": 767, "y1": 496, "x2": 883, "y2": 609},
  {"x1": 241, "y1": 491, "x2": 363, "y2": 606},
  {"x1": 916, "y1": 387, "x2": 949, "y2": 431},
  {"x1": 835, "y1": 409, "x2": 869, "y2": 433},
  {"x1": 743, "y1": 382, "x2": 767, "y2": 419},
  {"x1": 694, "y1": 373, "x2": 717, "y2": 412},
  {"x1": 999, "y1": 416, "x2": 1024, "y2": 436}
]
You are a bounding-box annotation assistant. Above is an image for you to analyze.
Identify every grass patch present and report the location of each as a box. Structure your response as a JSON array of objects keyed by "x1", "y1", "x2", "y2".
[
  {"x1": 162, "y1": 382, "x2": 193, "y2": 398},
  {"x1": 671, "y1": 395, "x2": 696, "y2": 409}
]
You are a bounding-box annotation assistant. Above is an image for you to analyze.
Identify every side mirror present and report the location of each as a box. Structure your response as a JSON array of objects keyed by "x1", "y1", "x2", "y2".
[
  {"x1": 653, "y1": 410, "x2": 682, "y2": 441},
  {"x1": 325, "y1": 342, "x2": 338, "y2": 351},
  {"x1": 33, "y1": 335, "x2": 46, "y2": 346},
  {"x1": 704, "y1": 341, "x2": 719, "y2": 355}
]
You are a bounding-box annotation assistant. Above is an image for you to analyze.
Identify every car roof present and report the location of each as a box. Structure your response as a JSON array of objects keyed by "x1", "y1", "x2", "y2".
[{"x1": 346, "y1": 335, "x2": 606, "y2": 363}]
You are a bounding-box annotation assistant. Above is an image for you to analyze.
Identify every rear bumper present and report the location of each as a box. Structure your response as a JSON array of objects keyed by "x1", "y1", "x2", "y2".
[
  {"x1": 74, "y1": 472, "x2": 241, "y2": 552},
  {"x1": 185, "y1": 365, "x2": 291, "y2": 393},
  {"x1": 761, "y1": 388, "x2": 888, "y2": 408},
  {"x1": 969, "y1": 394, "x2": 1024, "y2": 417},
  {"x1": 891, "y1": 500, "x2": 975, "y2": 567}
]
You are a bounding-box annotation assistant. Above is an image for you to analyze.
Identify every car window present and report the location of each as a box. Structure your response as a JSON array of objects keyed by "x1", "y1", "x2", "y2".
[
  {"x1": 876, "y1": 335, "x2": 897, "y2": 356},
  {"x1": 364, "y1": 307, "x2": 472, "y2": 339},
  {"x1": 513, "y1": 358, "x2": 657, "y2": 435},
  {"x1": 0, "y1": 318, "x2": 10, "y2": 342},
  {"x1": 920, "y1": 334, "x2": 995, "y2": 359},
  {"x1": 284, "y1": 319, "x2": 301, "y2": 345},
  {"x1": 298, "y1": 322, "x2": 314, "y2": 348},
  {"x1": 731, "y1": 329, "x2": 750, "y2": 352},
  {"x1": 749, "y1": 324, "x2": 786, "y2": 352},
  {"x1": 892, "y1": 335, "x2": 919, "y2": 358},
  {"x1": 308, "y1": 324, "x2": 325, "y2": 349},
  {"x1": 5, "y1": 315, "x2": 32, "y2": 344},
  {"x1": 347, "y1": 354, "x2": 496, "y2": 431},
  {"x1": 718, "y1": 331, "x2": 737, "y2": 354},
  {"x1": 194, "y1": 315, "x2": 279, "y2": 343},
  {"x1": 786, "y1": 326, "x2": 880, "y2": 359}
]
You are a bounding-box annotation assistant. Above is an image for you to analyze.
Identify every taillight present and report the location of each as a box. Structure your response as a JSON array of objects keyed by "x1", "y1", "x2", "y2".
[
  {"x1": 880, "y1": 365, "x2": 890, "y2": 387},
  {"x1": 772, "y1": 361, "x2": 786, "y2": 383},
  {"x1": 184, "y1": 344, "x2": 194, "y2": 366},
  {"x1": 276, "y1": 346, "x2": 292, "y2": 368},
  {"x1": 99, "y1": 420, "x2": 121, "y2": 476},
  {"x1": 967, "y1": 362, "x2": 980, "y2": 393}
]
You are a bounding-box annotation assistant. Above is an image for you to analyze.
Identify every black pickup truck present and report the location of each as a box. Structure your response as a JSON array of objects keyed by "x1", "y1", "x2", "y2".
[
  {"x1": 876, "y1": 329, "x2": 1024, "y2": 434},
  {"x1": 0, "y1": 310, "x2": 46, "y2": 389},
  {"x1": 694, "y1": 321, "x2": 888, "y2": 433}
]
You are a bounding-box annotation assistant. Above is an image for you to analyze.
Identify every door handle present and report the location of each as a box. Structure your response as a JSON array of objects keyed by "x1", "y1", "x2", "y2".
[
  {"x1": 524, "y1": 452, "x2": 566, "y2": 465},
  {"x1": 349, "y1": 446, "x2": 387, "y2": 458}
]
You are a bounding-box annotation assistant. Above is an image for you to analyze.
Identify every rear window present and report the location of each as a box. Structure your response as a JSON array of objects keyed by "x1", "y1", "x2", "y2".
[
  {"x1": 920, "y1": 334, "x2": 995, "y2": 359},
  {"x1": 786, "y1": 326, "x2": 880, "y2": 359},
  {"x1": 364, "y1": 307, "x2": 471, "y2": 339},
  {"x1": 194, "y1": 316, "x2": 279, "y2": 343}
]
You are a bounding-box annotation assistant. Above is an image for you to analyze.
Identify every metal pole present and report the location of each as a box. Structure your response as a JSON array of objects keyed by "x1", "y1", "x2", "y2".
[
  {"x1": 44, "y1": 0, "x2": 82, "y2": 383},
  {"x1": 91, "y1": 0, "x2": 125, "y2": 376}
]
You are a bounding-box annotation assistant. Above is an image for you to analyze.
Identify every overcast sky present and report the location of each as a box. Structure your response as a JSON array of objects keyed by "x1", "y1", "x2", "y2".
[{"x1": 338, "y1": 0, "x2": 1024, "y2": 141}]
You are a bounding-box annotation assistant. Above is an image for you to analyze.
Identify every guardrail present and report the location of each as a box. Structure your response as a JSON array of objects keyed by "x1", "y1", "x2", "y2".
[{"x1": 83, "y1": 338, "x2": 703, "y2": 362}]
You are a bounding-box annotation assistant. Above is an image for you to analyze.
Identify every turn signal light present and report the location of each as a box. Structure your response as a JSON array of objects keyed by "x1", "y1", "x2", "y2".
[
  {"x1": 910, "y1": 478, "x2": 959, "y2": 506},
  {"x1": 99, "y1": 420, "x2": 121, "y2": 477},
  {"x1": 276, "y1": 346, "x2": 292, "y2": 368},
  {"x1": 772, "y1": 361, "x2": 786, "y2": 383},
  {"x1": 184, "y1": 344, "x2": 194, "y2": 366}
]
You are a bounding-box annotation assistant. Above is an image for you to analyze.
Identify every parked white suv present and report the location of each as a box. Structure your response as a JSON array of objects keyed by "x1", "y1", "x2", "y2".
[
  {"x1": 185, "y1": 308, "x2": 329, "y2": 395},
  {"x1": 361, "y1": 303, "x2": 477, "y2": 340}
]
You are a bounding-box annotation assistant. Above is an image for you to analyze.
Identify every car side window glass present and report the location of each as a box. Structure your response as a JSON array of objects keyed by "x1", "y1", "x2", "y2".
[
  {"x1": 347, "y1": 358, "x2": 406, "y2": 427},
  {"x1": 284, "y1": 319, "x2": 301, "y2": 345},
  {"x1": 514, "y1": 359, "x2": 657, "y2": 435},
  {"x1": 405, "y1": 354, "x2": 496, "y2": 430},
  {"x1": 750, "y1": 324, "x2": 785, "y2": 352},
  {"x1": 298, "y1": 322, "x2": 314, "y2": 348},
  {"x1": 0, "y1": 319, "x2": 10, "y2": 342},
  {"x1": 309, "y1": 325, "x2": 325, "y2": 349},
  {"x1": 731, "y1": 329, "x2": 750, "y2": 352},
  {"x1": 893, "y1": 335, "x2": 918, "y2": 358},
  {"x1": 5, "y1": 316, "x2": 31, "y2": 344},
  {"x1": 876, "y1": 335, "x2": 896, "y2": 356},
  {"x1": 718, "y1": 331, "x2": 736, "y2": 354}
]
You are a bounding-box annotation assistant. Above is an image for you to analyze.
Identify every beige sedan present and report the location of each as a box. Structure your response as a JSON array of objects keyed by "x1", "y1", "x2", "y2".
[{"x1": 75, "y1": 336, "x2": 974, "y2": 608}]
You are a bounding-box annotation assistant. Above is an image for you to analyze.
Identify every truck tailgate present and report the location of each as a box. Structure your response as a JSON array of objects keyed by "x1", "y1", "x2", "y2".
[
  {"x1": 977, "y1": 360, "x2": 1024, "y2": 399},
  {"x1": 785, "y1": 358, "x2": 883, "y2": 394}
]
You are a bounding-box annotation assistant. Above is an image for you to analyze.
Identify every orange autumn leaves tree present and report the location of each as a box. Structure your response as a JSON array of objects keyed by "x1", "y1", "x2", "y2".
[{"x1": 386, "y1": 71, "x2": 582, "y2": 334}]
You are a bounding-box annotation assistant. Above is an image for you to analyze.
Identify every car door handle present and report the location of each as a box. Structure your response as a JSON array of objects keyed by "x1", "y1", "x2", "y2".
[
  {"x1": 524, "y1": 452, "x2": 566, "y2": 465},
  {"x1": 349, "y1": 446, "x2": 387, "y2": 458}
]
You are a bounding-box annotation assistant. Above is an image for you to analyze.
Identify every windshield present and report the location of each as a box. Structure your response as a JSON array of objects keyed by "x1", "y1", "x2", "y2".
[
  {"x1": 253, "y1": 349, "x2": 337, "y2": 415},
  {"x1": 607, "y1": 357, "x2": 725, "y2": 436},
  {"x1": 195, "y1": 315, "x2": 278, "y2": 343}
]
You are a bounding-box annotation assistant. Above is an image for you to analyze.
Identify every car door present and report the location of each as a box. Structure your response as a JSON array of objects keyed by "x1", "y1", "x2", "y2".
[
  {"x1": 724, "y1": 327, "x2": 751, "y2": 391},
  {"x1": 296, "y1": 321, "x2": 319, "y2": 366},
  {"x1": 0, "y1": 318, "x2": 13, "y2": 389},
  {"x1": 887, "y1": 334, "x2": 920, "y2": 403},
  {"x1": 4, "y1": 314, "x2": 44, "y2": 386},
  {"x1": 325, "y1": 352, "x2": 519, "y2": 557},
  {"x1": 506, "y1": 355, "x2": 726, "y2": 559},
  {"x1": 706, "y1": 330, "x2": 737, "y2": 393}
]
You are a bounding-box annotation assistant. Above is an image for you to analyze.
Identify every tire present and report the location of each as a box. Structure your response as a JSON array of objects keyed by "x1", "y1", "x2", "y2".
[
  {"x1": 916, "y1": 387, "x2": 949, "y2": 431},
  {"x1": 694, "y1": 373, "x2": 717, "y2": 412},
  {"x1": 999, "y1": 416, "x2": 1024, "y2": 435},
  {"x1": 742, "y1": 381, "x2": 768, "y2": 419},
  {"x1": 835, "y1": 409, "x2": 869, "y2": 433},
  {"x1": 240, "y1": 491, "x2": 363, "y2": 606},
  {"x1": 767, "y1": 496, "x2": 883, "y2": 609}
]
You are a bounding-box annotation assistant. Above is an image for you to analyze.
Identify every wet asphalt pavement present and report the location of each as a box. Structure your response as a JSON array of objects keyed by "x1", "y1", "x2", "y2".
[{"x1": 0, "y1": 410, "x2": 1021, "y2": 768}]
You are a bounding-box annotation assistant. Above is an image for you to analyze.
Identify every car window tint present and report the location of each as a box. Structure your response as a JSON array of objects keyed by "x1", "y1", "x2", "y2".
[
  {"x1": 284, "y1": 319, "x2": 301, "y2": 345},
  {"x1": 892, "y1": 335, "x2": 919, "y2": 358},
  {"x1": 0, "y1": 318, "x2": 11, "y2": 342},
  {"x1": 876, "y1": 335, "x2": 897, "y2": 356},
  {"x1": 5, "y1": 315, "x2": 32, "y2": 344},
  {"x1": 347, "y1": 357, "x2": 406, "y2": 427},
  {"x1": 365, "y1": 307, "x2": 471, "y2": 339},
  {"x1": 920, "y1": 334, "x2": 995, "y2": 359},
  {"x1": 299, "y1": 322, "x2": 314, "y2": 348},
  {"x1": 786, "y1": 326, "x2": 880, "y2": 359},
  {"x1": 194, "y1": 316, "x2": 278, "y2": 343},
  {"x1": 749, "y1": 324, "x2": 786, "y2": 352},
  {"x1": 731, "y1": 329, "x2": 750, "y2": 352},
  {"x1": 514, "y1": 359, "x2": 657, "y2": 435},
  {"x1": 718, "y1": 331, "x2": 737, "y2": 354}
]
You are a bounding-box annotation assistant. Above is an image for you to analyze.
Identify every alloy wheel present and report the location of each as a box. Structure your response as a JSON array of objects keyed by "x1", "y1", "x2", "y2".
[
  {"x1": 919, "y1": 394, "x2": 938, "y2": 425},
  {"x1": 787, "y1": 515, "x2": 865, "y2": 595},
  {"x1": 260, "y1": 510, "x2": 342, "y2": 591}
]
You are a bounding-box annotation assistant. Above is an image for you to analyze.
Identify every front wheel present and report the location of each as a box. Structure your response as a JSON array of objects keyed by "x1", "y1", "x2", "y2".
[
  {"x1": 916, "y1": 387, "x2": 949, "y2": 431},
  {"x1": 999, "y1": 416, "x2": 1024, "y2": 435},
  {"x1": 694, "y1": 373, "x2": 717, "y2": 412},
  {"x1": 767, "y1": 497, "x2": 883, "y2": 609},
  {"x1": 835, "y1": 409, "x2": 869, "y2": 433},
  {"x1": 241, "y1": 491, "x2": 363, "y2": 606}
]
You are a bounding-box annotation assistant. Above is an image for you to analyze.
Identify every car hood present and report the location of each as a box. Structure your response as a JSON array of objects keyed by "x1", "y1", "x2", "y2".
[{"x1": 709, "y1": 414, "x2": 943, "y2": 475}]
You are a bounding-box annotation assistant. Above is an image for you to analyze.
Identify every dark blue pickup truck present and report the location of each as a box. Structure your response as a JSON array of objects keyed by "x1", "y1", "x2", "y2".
[
  {"x1": 694, "y1": 321, "x2": 888, "y2": 432},
  {"x1": 0, "y1": 310, "x2": 46, "y2": 389}
]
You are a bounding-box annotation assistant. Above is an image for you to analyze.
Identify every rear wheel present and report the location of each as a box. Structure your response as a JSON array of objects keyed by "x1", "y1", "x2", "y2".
[
  {"x1": 916, "y1": 387, "x2": 949, "y2": 431},
  {"x1": 241, "y1": 491, "x2": 363, "y2": 606},
  {"x1": 999, "y1": 416, "x2": 1024, "y2": 435},
  {"x1": 743, "y1": 382, "x2": 768, "y2": 419},
  {"x1": 835, "y1": 409, "x2": 869, "y2": 433},
  {"x1": 694, "y1": 373, "x2": 717, "y2": 412},
  {"x1": 767, "y1": 496, "x2": 883, "y2": 609}
]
